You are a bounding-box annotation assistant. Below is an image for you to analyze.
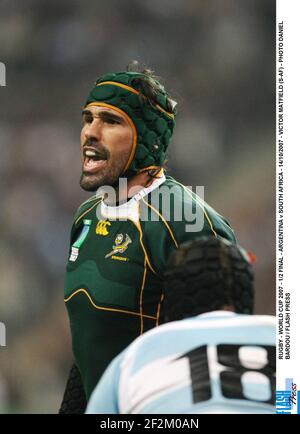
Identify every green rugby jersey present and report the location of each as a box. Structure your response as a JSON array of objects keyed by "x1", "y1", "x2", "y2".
[{"x1": 64, "y1": 174, "x2": 236, "y2": 398}]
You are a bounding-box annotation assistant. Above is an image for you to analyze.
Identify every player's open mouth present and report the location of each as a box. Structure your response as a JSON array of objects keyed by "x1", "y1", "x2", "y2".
[{"x1": 83, "y1": 148, "x2": 108, "y2": 174}]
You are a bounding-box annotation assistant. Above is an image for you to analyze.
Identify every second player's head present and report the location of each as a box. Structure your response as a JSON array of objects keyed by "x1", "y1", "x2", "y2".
[
  {"x1": 80, "y1": 62, "x2": 177, "y2": 191},
  {"x1": 161, "y1": 236, "x2": 254, "y2": 324}
]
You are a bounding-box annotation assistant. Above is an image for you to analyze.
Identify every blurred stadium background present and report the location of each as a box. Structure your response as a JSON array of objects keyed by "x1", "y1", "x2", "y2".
[{"x1": 0, "y1": 0, "x2": 275, "y2": 413}]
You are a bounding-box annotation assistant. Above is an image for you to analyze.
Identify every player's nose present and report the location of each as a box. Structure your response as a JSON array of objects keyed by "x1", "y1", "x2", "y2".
[{"x1": 84, "y1": 118, "x2": 103, "y2": 142}]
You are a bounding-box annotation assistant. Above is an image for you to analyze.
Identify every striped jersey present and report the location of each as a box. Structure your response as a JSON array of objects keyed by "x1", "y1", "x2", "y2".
[{"x1": 86, "y1": 311, "x2": 275, "y2": 414}]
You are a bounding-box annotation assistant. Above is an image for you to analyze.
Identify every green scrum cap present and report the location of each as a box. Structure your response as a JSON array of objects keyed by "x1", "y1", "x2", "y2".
[{"x1": 85, "y1": 71, "x2": 176, "y2": 177}]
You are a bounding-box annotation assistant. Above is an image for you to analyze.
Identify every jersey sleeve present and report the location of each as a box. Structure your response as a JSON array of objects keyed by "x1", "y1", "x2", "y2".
[{"x1": 68, "y1": 196, "x2": 103, "y2": 248}]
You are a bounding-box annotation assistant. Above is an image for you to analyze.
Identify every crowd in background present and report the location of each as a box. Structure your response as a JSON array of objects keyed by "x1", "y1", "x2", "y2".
[{"x1": 0, "y1": 0, "x2": 274, "y2": 412}]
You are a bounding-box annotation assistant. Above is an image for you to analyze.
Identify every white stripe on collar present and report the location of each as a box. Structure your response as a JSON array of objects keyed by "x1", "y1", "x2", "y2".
[{"x1": 99, "y1": 174, "x2": 166, "y2": 223}]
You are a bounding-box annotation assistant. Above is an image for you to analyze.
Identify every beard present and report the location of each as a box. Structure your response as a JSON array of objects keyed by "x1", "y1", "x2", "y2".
[{"x1": 80, "y1": 152, "x2": 130, "y2": 192}]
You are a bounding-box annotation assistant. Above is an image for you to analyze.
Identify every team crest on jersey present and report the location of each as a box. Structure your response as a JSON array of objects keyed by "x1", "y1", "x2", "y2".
[
  {"x1": 105, "y1": 233, "x2": 132, "y2": 260},
  {"x1": 96, "y1": 219, "x2": 111, "y2": 236}
]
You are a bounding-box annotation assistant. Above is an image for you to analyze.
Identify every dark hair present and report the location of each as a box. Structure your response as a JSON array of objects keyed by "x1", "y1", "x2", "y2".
[
  {"x1": 126, "y1": 60, "x2": 177, "y2": 116},
  {"x1": 161, "y1": 236, "x2": 254, "y2": 324},
  {"x1": 126, "y1": 61, "x2": 174, "y2": 180}
]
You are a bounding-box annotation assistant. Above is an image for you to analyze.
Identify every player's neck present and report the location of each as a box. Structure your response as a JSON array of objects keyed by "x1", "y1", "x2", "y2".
[{"x1": 104, "y1": 170, "x2": 162, "y2": 206}]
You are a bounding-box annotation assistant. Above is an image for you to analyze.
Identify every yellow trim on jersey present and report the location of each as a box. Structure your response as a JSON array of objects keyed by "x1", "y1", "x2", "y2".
[
  {"x1": 125, "y1": 208, "x2": 159, "y2": 278},
  {"x1": 96, "y1": 81, "x2": 175, "y2": 119},
  {"x1": 77, "y1": 193, "x2": 104, "y2": 209},
  {"x1": 64, "y1": 288, "x2": 156, "y2": 320},
  {"x1": 77, "y1": 195, "x2": 97, "y2": 207},
  {"x1": 156, "y1": 293, "x2": 164, "y2": 327},
  {"x1": 141, "y1": 197, "x2": 178, "y2": 248},
  {"x1": 139, "y1": 258, "x2": 147, "y2": 335},
  {"x1": 75, "y1": 199, "x2": 103, "y2": 225},
  {"x1": 172, "y1": 180, "x2": 218, "y2": 238},
  {"x1": 135, "y1": 219, "x2": 158, "y2": 277},
  {"x1": 85, "y1": 102, "x2": 137, "y2": 174}
]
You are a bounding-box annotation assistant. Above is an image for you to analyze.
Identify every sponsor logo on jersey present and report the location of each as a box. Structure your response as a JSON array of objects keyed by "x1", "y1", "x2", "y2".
[
  {"x1": 96, "y1": 220, "x2": 111, "y2": 236},
  {"x1": 105, "y1": 233, "x2": 132, "y2": 259}
]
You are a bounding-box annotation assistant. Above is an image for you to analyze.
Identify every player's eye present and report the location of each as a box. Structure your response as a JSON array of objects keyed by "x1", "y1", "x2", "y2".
[
  {"x1": 102, "y1": 116, "x2": 120, "y2": 125},
  {"x1": 82, "y1": 113, "x2": 93, "y2": 124}
]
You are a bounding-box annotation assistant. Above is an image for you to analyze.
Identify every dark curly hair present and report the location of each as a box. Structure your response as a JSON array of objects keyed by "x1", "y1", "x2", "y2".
[
  {"x1": 127, "y1": 60, "x2": 177, "y2": 115},
  {"x1": 161, "y1": 236, "x2": 255, "y2": 324}
]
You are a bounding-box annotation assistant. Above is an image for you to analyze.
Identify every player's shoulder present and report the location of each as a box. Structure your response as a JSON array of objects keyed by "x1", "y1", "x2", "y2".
[
  {"x1": 123, "y1": 316, "x2": 196, "y2": 354},
  {"x1": 141, "y1": 174, "x2": 205, "y2": 220},
  {"x1": 156, "y1": 176, "x2": 232, "y2": 223},
  {"x1": 128, "y1": 313, "x2": 276, "y2": 347},
  {"x1": 73, "y1": 195, "x2": 102, "y2": 225},
  {"x1": 141, "y1": 175, "x2": 236, "y2": 243},
  {"x1": 195, "y1": 311, "x2": 276, "y2": 327},
  {"x1": 118, "y1": 315, "x2": 208, "y2": 363},
  {"x1": 158, "y1": 175, "x2": 199, "y2": 206},
  {"x1": 120, "y1": 313, "x2": 276, "y2": 370},
  {"x1": 246, "y1": 314, "x2": 276, "y2": 326}
]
